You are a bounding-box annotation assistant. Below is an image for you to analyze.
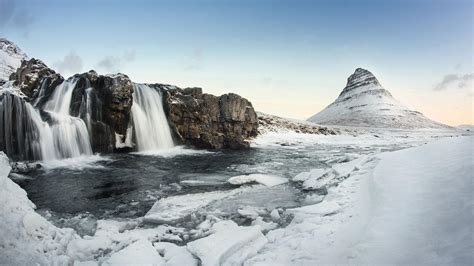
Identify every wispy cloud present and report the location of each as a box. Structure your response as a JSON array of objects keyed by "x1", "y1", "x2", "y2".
[
  {"x1": 53, "y1": 51, "x2": 83, "y2": 76},
  {"x1": 434, "y1": 73, "x2": 473, "y2": 91},
  {"x1": 0, "y1": 0, "x2": 35, "y2": 37},
  {"x1": 96, "y1": 51, "x2": 136, "y2": 73}
]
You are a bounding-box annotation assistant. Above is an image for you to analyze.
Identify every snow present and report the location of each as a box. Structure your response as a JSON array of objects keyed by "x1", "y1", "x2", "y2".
[
  {"x1": 67, "y1": 220, "x2": 184, "y2": 262},
  {"x1": 187, "y1": 220, "x2": 268, "y2": 266},
  {"x1": 228, "y1": 174, "x2": 288, "y2": 187},
  {"x1": 247, "y1": 136, "x2": 473, "y2": 265},
  {"x1": 103, "y1": 239, "x2": 164, "y2": 265},
  {"x1": 154, "y1": 242, "x2": 198, "y2": 266},
  {"x1": 0, "y1": 38, "x2": 28, "y2": 81},
  {"x1": 0, "y1": 152, "x2": 78, "y2": 265},
  {"x1": 308, "y1": 68, "x2": 452, "y2": 129},
  {"x1": 144, "y1": 187, "x2": 251, "y2": 223}
]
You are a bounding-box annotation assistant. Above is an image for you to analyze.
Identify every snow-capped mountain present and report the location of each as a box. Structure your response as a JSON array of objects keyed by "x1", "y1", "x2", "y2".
[
  {"x1": 0, "y1": 38, "x2": 28, "y2": 81},
  {"x1": 308, "y1": 68, "x2": 452, "y2": 129}
]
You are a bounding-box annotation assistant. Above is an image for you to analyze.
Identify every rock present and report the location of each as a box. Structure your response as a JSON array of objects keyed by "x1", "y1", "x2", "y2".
[
  {"x1": 163, "y1": 86, "x2": 258, "y2": 149},
  {"x1": 67, "y1": 71, "x2": 134, "y2": 153},
  {"x1": 10, "y1": 58, "x2": 64, "y2": 101},
  {"x1": 257, "y1": 112, "x2": 339, "y2": 135}
]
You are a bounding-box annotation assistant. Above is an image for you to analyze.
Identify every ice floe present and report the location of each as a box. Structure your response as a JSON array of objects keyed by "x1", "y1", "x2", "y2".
[
  {"x1": 228, "y1": 174, "x2": 288, "y2": 187},
  {"x1": 187, "y1": 220, "x2": 267, "y2": 266}
]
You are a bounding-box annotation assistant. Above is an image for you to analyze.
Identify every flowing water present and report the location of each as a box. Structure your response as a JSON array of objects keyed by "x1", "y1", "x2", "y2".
[{"x1": 132, "y1": 83, "x2": 174, "y2": 151}]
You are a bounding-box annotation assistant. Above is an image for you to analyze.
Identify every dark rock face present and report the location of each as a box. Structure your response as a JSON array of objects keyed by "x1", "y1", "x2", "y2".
[
  {"x1": 67, "y1": 71, "x2": 134, "y2": 153},
  {"x1": 10, "y1": 58, "x2": 64, "y2": 100},
  {"x1": 339, "y1": 68, "x2": 385, "y2": 97},
  {"x1": 162, "y1": 86, "x2": 258, "y2": 149}
]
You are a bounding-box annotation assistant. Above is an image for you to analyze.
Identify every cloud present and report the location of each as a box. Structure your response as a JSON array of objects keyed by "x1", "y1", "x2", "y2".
[
  {"x1": 53, "y1": 52, "x2": 83, "y2": 75},
  {"x1": 434, "y1": 73, "x2": 473, "y2": 91},
  {"x1": 0, "y1": 0, "x2": 35, "y2": 37},
  {"x1": 184, "y1": 48, "x2": 203, "y2": 70},
  {"x1": 96, "y1": 51, "x2": 136, "y2": 73}
]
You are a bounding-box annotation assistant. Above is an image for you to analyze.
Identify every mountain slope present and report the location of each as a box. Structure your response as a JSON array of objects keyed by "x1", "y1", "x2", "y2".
[
  {"x1": 0, "y1": 38, "x2": 28, "y2": 81},
  {"x1": 308, "y1": 68, "x2": 451, "y2": 129}
]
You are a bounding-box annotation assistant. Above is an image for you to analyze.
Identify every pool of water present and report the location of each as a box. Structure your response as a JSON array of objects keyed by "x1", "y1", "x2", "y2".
[{"x1": 12, "y1": 139, "x2": 405, "y2": 235}]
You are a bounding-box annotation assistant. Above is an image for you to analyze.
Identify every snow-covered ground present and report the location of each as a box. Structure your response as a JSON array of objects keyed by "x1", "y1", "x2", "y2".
[
  {"x1": 1, "y1": 131, "x2": 472, "y2": 265},
  {"x1": 248, "y1": 135, "x2": 473, "y2": 265}
]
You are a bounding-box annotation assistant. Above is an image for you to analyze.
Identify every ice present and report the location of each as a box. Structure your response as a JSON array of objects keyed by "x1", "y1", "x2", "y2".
[
  {"x1": 144, "y1": 187, "x2": 250, "y2": 223},
  {"x1": 270, "y1": 209, "x2": 281, "y2": 222},
  {"x1": 103, "y1": 239, "x2": 165, "y2": 265},
  {"x1": 67, "y1": 219, "x2": 184, "y2": 262},
  {"x1": 0, "y1": 152, "x2": 78, "y2": 265},
  {"x1": 154, "y1": 242, "x2": 198, "y2": 266},
  {"x1": 302, "y1": 170, "x2": 335, "y2": 190},
  {"x1": 187, "y1": 221, "x2": 268, "y2": 266},
  {"x1": 286, "y1": 201, "x2": 341, "y2": 216},
  {"x1": 228, "y1": 174, "x2": 288, "y2": 187}
]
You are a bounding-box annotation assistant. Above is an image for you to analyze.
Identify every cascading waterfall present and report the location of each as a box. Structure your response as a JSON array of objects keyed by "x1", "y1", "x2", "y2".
[
  {"x1": 43, "y1": 78, "x2": 92, "y2": 158},
  {"x1": 132, "y1": 83, "x2": 174, "y2": 151}
]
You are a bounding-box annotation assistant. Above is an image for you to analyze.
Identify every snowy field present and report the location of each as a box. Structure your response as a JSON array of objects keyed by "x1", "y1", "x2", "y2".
[{"x1": 1, "y1": 130, "x2": 472, "y2": 265}]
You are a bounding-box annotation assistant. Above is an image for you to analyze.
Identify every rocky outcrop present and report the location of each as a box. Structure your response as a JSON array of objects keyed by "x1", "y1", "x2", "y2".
[
  {"x1": 161, "y1": 86, "x2": 258, "y2": 149},
  {"x1": 10, "y1": 58, "x2": 64, "y2": 100},
  {"x1": 67, "y1": 71, "x2": 134, "y2": 153},
  {"x1": 257, "y1": 112, "x2": 339, "y2": 135},
  {"x1": 9, "y1": 60, "x2": 135, "y2": 153}
]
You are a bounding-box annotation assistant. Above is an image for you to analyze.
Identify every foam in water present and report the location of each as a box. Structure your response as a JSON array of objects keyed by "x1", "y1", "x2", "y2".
[{"x1": 132, "y1": 84, "x2": 174, "y2": 151}]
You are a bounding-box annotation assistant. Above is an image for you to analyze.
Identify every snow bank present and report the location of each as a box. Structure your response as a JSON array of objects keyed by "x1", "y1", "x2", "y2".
[
  {"x1": 228, "y1": 174, "x2": 288, "y2": 187},
  {"x1": 154, "y1": 242, "x2": 198, "y2": 266},
  {"x1": 0, "y1": 152, "x2": 78, "y2": 265},
  {"x1": 247, "y1": 136, "x2": 473, "y2": 265},
  {"x1": 103, "y1": 239, "x2": 164, "y2": 265},
  {"x1": 144, "y1": 187, "x2": 250, "y2": 223},
  {"x1": 67, "y1": 219, "x2": 184, "y2": 262},
  {"x1": 187, "y1": 221, "x2": 267, "y2": 266},
  {"x1": 293, "y1": 155, "x2": 372, "y2": 190}
]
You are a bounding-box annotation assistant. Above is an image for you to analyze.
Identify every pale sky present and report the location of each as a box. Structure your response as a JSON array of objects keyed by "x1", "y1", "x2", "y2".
[{"x1": 1, "y1": 0, "x2": 472, "y2": 125}]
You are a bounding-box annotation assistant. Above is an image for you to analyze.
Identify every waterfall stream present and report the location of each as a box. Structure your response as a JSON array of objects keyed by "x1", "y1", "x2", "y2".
[
  {"x1": 132, "y1": 84, "x2": 174, "y2": 151},
  {"x1": 42, "y1": 79, "x2": 93, "y2": 159}
]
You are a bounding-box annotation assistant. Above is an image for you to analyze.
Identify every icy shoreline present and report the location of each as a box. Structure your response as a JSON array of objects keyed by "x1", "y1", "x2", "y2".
[{"x1": 1, "y1": 133, "x2": 472, "y2": 265}]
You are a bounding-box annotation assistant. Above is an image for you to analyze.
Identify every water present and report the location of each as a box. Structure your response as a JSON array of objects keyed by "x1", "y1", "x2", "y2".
[
  {"x1": 42, "y1": 78, "x2": 93, "y2": 159},
  {"x1": 14, "y1": 140, "x2": 382, "y2": 222},
  {"x1": 132, "y1": 84, "x2": 174, "y2": 151}
]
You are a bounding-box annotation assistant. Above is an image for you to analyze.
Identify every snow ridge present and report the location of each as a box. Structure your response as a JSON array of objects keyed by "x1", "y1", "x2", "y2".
[
  {"x1": 0, "y1": 38, "x2": 28, "y2": 81},
  {"x1": 308, "y1": 68, "x2": 452, "y2": 129}
]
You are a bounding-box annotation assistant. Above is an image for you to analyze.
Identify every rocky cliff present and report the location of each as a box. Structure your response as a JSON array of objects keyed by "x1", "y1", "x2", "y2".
[
  {"x1": 157, "y1": 85, "x2": 258, "y2": 149},
  {"x1": 5, "y1": 56, "x2": 258, "y2": 157}
]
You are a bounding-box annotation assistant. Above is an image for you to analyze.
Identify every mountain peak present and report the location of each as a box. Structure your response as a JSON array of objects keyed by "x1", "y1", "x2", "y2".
[
  {"x1": 308, "y1": 69, "x2": 451, "y2": 129},
  {"x1": 340, "y1": 68, "x2": 380, "y2": 96},
  {"x1": 0, "y1": 38, "x2": 28, "y2": 81}
]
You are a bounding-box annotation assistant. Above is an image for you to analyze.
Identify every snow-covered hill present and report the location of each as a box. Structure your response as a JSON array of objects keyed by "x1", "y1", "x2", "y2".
[
  {"x1": 308, "y1": 68, "x2": 452, "y2": 129},
  {"x1": 0, "y1": 38, "x2": 28, "y2": 81},
  {"x1": 457, "y1": 124, "x2": 474, "y2": 131}
]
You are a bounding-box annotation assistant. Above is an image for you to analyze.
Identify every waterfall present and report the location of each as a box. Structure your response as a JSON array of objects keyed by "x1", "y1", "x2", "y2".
[
  {"x1": 0, "y1": 93, "x2": 58, "y2": 160},
  {"x1": 43, "y1": 78, "x2": 93, "y2": 159},
  {"x1": 132, "y1": 84, "x2": 174, "y2": 151}
]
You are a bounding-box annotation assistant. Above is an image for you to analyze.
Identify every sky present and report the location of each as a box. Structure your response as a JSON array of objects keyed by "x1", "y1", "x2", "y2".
[{"x1": 0, "y1": 0, "x2": 472, "y2": 125}]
